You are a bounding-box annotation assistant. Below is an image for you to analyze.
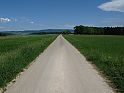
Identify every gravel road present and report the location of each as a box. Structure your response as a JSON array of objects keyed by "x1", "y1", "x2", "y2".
[{"x1": 5, "y1": 35, "x2": 114, "y2": 93}]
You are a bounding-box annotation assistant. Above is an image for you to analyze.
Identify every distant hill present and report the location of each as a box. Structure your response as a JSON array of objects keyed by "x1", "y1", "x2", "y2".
[{"x1": 0, "y1": 29, "x2": 74, "y2": 35}]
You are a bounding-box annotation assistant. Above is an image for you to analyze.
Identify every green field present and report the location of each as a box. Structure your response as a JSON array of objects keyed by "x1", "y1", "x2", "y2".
[
  {"x1": 0, "y1": 35, "x2": 57, "y2": 88},
  {"x1": 64, "y1": 35, "x2": 124, "y2": 92}
]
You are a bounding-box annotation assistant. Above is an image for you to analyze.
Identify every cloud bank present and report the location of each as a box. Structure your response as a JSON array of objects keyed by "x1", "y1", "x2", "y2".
[{"x1": 98, "y1": 0, "x2": 124, "y2": 12}]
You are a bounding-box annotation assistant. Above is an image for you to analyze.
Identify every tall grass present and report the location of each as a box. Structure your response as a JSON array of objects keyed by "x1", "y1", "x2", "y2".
[
  {"x1": 64, "y1": 35, "x2": 124, "y2": 93},
  {"x1": 0, "y1": 35, "x2": 57, "y2": 88}
]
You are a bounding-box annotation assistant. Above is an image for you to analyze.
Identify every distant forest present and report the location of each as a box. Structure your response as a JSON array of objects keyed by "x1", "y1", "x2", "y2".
[
  {"x1": 74, "y1": 25, "x2": 124, "y2": 35},
  {"x1": 0, "y1": 32, "x2": 14, "y2": 36}
]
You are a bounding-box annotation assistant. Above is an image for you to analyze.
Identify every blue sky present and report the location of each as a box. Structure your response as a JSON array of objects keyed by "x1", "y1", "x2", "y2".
[{"x1": 0, "y1": 0, "x2": 124, "y2": 31}]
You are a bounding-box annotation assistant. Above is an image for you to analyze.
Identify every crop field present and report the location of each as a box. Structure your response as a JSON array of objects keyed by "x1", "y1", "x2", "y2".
[
  {"x1": 0, "y1": 35, "x2": 57, "y2": 88},
  {"x1": 64, "y1": 35, "x2": 124, "y2": 92}
]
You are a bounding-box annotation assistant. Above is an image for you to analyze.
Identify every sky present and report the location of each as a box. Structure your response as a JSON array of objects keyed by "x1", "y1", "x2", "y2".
[{"x1": 0, "y1": 0, "x2": 124, "y2": 31}]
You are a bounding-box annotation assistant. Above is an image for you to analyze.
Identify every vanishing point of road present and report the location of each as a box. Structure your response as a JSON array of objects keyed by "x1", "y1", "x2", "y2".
[{"x1": 5, "y1": 35, "x2": 114, "y2": 93}]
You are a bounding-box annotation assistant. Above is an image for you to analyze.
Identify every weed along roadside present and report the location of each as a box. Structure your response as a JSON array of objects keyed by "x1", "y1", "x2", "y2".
[
  {"x1": 64, "y1": 35, "x2": 124, "y2": 93},
  {"x1": 0, "y1": 35, "x2": 57, "y2": 90}
]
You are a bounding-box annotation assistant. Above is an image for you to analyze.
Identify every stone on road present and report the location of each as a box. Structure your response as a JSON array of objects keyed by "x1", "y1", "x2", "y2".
[{"x1": 5, "y1": 35, "x2": 114, "y2": 93}]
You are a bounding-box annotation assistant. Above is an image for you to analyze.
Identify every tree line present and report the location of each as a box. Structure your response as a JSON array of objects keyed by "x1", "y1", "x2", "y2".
[
  {"x1": 0, "y1": 32, "x2": 14, "y2": 36},
  {"x1": 74, "y1": 25, "x2": 124, "y2": 35}
]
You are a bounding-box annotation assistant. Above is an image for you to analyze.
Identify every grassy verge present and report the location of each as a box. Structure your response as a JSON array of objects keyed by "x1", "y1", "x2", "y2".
[
  {"x1": 64, "y1": 35, "x2": 124, "y2": 93},
  {"x1": 0, "y1": 35, "x2": 57, "y2": 88}
]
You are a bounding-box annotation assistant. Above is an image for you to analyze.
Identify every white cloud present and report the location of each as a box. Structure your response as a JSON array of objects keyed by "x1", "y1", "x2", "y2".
[
  {"x1": 0, "y1": 18, "x2": 11, "y2": 23},
  {"x1": 98, "y1": 0, "x2": 124, "y2": 12},
  {"x1": 0, "y1": 17, "x2": 17, "y2": 23},
  {"x1": 30, "y1": 21, "x2": 34, "y2": 24},
  {"x1": 64, "y1": 24, "x2": 75, "y2": 28}
]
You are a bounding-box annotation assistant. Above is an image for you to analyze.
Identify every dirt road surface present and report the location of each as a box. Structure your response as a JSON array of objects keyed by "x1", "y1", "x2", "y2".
[{"x1": 5, "y1": 35, "x2": 114, "y2": 93}]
